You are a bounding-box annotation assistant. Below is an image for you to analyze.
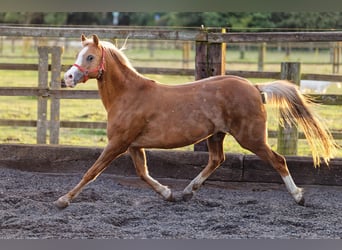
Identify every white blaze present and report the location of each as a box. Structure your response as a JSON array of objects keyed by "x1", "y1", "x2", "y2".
[{"x1": 64, "y1": 46, "x2": 89, "y2": 86}]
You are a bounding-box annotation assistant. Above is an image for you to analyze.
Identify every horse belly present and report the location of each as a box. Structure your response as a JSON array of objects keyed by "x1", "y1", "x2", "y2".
[{"x1": 131, "y1": 111, "x2": 216, "y2": 149}]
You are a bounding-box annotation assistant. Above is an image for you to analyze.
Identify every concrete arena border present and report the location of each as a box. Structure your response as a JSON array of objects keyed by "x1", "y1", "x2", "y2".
[{"x1": 0, "y1": 144, "x2": 341, "y2": 186}]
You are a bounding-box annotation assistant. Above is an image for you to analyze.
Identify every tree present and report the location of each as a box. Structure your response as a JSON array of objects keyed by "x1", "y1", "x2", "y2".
[
  {"x1": 118, "y1": 12, "x2": 157, "y2": 26},
  {"x1": 44, "y1": 13, "x2": 68, "y2": 25},
  {"x1": 66, "y1": 13, "x2": 111, "y2": 25},
  {"x1": 1, "y1": 12, "x2": 26, "y2": 24},
  {"x1": 269, "y1": 12, "x2": 342, "y2": 30},
  {"x1": 2, "y1": 12, "x2": 342, "y2": 31}
]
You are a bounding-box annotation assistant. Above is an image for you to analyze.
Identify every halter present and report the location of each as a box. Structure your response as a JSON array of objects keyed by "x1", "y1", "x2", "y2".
[{"x1": 73, "y1": 47, "x2": 106, "y2": 83}]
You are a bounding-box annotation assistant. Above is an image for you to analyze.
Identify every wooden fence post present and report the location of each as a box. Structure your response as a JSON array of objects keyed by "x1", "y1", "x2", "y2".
[
  {"x1": 0, "y1": 37, "x2": 3, "y2": 55},
  {"x1": 182, "y1": 41, "x2": 191, "y2": 68},
  {"x1": 37, "y1": 46, "x2": 63, "y2": 144},
  {"x1": 258, "y1": 42, "x2": 266, "y2": 71},
  {"x1": 49, "y1": 46, "x2": 63, "y2": 144},
  {"x1": 194, "y1": 28, "x2": 226, "y2": 151},
  {"x1": 37, "y1": 47, "x2": 49, "y2": 144},
  {"x1": 332, "y1": 42, "x2": 341, "y2": 74},
  {"x1": 277, "y1": 62, "x2": 301, "y2": 155}
]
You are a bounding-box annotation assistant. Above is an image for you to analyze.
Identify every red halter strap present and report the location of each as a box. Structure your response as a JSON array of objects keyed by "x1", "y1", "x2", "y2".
[{"x1": 73, "y1": 47, "x2": 106, "y2": 83}]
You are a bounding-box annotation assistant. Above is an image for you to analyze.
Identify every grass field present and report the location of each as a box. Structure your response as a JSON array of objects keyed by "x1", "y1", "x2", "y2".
[{"x1": 0, "y1": 38, "x2": 341, "y2": 157}]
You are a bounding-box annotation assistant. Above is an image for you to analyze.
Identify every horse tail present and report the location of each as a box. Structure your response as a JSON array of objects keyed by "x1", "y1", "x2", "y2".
[{"x1": 256, "y1": 80, "x2": 338, "y2": 167}]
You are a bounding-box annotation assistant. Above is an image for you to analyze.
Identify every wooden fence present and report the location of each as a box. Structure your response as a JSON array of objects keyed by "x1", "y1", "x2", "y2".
[{"x1": 0, "y1": 26, "x2": 341, "y2": 155}]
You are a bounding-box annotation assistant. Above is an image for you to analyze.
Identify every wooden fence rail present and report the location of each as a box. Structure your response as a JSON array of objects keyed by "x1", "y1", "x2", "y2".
[
  {"x1": 0, "y1": 26, "x2": 341, "y2": 154},
  {"x1": 3, "y1": 26, "x2": 342, "y2": 43},
  {"x1": 0, "y1": 60, "x2": 341, "y2": 144},
  {"x1": 2, "y1": 62, "x2": 342, "y2": 83}
]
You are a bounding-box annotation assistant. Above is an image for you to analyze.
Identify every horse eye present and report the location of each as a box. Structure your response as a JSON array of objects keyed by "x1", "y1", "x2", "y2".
[{"x1": 87, "y1": 55, "x2": 94, "y2": 61}]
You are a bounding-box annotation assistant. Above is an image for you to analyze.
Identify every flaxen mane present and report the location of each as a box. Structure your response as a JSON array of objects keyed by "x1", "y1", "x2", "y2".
[{"x1": 100, "y1": 41, "x2": 140, "y2": 74}]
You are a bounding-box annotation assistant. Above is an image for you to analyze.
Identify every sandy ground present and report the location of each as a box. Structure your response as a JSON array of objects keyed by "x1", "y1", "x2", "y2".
[{"x1": 1, "y1": 167, "x2": 342, "y2": 239}]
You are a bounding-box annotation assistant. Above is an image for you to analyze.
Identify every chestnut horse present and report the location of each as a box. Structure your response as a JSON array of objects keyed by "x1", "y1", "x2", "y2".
[{"x1": 55, "y1": 34, "x2": 337, "y2": 209}]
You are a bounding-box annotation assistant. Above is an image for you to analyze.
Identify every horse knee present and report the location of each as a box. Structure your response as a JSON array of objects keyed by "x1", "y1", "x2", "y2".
[{"x1": 211, "y1": 153, "x2": 225, "y2": 166}]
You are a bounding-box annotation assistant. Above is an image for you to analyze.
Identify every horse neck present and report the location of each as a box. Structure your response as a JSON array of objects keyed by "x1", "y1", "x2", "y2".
[{"x1": 96, "y1": 55, "x2": 147, "y2": 111}]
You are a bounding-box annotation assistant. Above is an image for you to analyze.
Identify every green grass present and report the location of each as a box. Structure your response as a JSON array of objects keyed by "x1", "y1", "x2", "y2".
[{"x1": 0, "y1": 39, "x2": 341, "y2": 157}]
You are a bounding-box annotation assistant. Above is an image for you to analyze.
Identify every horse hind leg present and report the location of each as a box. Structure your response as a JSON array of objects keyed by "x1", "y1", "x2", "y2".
[
  {"x1": 128, "y1": 147, "x2": 174, "y2": 201},
  {"x1": 235, "y1": 128, "x2": 305, "y2": 205},
  {"x1": 257, "y1": 147, "x2": 305, "y2": 205},
  {"x1": 182, "y1": 132, "x2": 226, "y2": 201}
]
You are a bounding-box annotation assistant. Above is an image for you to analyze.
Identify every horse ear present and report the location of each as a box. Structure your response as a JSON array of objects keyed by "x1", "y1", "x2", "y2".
[
  {"x1": 92, "y1": 34, "x2": 99, "y2": 46},
  {"x1": 81, "y1": 34, "x2": 87, "y2": 46}
]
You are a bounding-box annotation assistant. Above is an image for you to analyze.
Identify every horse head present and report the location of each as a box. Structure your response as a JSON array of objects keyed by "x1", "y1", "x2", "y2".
[{"x1": 64, "y1": 34, "x2": 105, "y2": 88}]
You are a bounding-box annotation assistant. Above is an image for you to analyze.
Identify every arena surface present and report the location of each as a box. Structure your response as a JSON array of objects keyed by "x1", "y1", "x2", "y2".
[{"x1": 1, "y1": 167, "x2": 341, "y2": 239}]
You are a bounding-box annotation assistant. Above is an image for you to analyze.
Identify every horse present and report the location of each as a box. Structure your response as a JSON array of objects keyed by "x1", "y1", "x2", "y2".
[{"x1": 54, "y1": 34, "x2": 337, "y2": 209}]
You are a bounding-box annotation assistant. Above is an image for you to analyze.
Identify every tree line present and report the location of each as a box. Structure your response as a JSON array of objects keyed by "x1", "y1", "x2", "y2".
[{"x1": 1, "y1": 12, "x2": 342, "y2": 31}]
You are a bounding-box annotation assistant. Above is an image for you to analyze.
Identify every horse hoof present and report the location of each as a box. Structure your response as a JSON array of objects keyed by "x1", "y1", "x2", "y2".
[
  {"x1": 54, "y1": 197, "x2": 70, "y2": 209},
  {"x1": 297, "y1": 197, "x2": 305, "y2": 206},
  {"x1": 294, "y1": 188, "x2": 305, "y2": 206},
  {"x1": 182, "y1": 192, "x2": 194, "y2": 202},
  {"x1": 165, "y1": 192, "x2": 175, "y2": 202}
]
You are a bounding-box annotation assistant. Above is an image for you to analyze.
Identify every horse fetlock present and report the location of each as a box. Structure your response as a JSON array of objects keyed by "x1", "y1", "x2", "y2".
[
  {"x1": 282, "y1": 175, "x2": 305, "y2": 206},
  {"x1": 158, "y1": 186, "x2": 174, "y2": 201},
  {"x1": 192, "y1": 182, "x2": 202, "y2": 191},
  {"x1": 165, "y1": 192, "x2": 175, "y2": 202}
]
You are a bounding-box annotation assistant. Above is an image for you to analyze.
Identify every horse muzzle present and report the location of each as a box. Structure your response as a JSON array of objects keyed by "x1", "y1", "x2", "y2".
[{"x1": 64, "y1": 67, "x2": 85, "y2": 87}]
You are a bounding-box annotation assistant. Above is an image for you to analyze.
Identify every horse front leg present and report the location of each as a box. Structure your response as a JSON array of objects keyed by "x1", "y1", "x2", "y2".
[
  {"x1": 183, "y1": 132, "x2": 226, "y2": 201},
  {"x1": 54, "y1": 142, "x2": 127, "y2": 209},
  {"x1": 128, "y1": 147, "x2": 174, "y2": 201}
]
